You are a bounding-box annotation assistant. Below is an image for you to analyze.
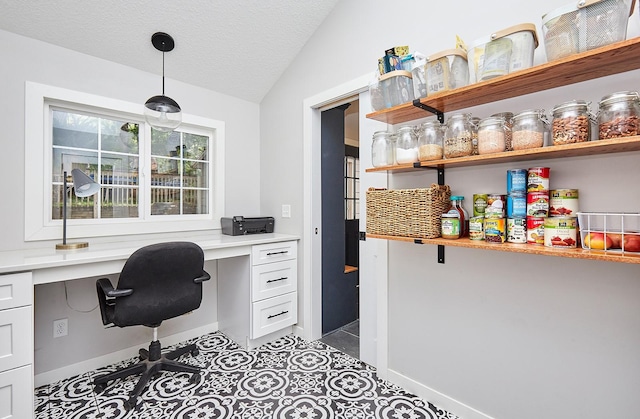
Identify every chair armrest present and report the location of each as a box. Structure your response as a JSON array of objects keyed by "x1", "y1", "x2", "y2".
[
  {"x1": 96, "y1": 277, "x2": 133, "y2": 298},
  {"x1": 194, "y1": 270, "x2": 211, "y2": 284}
]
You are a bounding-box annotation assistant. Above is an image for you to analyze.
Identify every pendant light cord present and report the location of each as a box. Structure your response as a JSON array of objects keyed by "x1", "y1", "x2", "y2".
[{"x1": 162, "y1": 46, "x2": 166, "y2": 96}]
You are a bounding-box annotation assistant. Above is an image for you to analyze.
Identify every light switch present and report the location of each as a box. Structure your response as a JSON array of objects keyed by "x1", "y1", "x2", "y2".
[{"x1": 282, "y1": 205, "x2": 291, "y2": 218}]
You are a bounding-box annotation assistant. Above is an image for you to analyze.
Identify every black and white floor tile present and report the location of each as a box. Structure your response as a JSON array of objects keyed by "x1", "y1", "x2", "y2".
[{"x1": 35, "y1": 332, "x2": 459, "y2": 419}]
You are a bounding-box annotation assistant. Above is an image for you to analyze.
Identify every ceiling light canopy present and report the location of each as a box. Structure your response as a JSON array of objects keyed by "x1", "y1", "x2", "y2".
[{"x1": 144, "y1": 32, "x2": 182, "y2": 132}]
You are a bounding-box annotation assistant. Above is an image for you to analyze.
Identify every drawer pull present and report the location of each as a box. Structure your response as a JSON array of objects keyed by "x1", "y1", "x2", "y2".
[
  {"x1": 267, "y1": 310, "x2": 289, "y2": 319},
  {"x1": 267, "y1": 250, "x2": 289, "y2": 256},
  {"x1": 266, "y1": 277, "x2": 288, "y2": 283}
]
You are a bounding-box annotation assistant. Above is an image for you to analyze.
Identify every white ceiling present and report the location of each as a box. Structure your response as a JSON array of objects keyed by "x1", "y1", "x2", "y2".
[{"x1": 0, "y1": 0, "x2": 341, "y2": 103}]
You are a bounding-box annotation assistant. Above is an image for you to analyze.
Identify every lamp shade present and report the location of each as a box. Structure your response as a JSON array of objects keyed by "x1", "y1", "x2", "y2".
[
  {"x1": 71, "y1": 169, "x2": 100, "y2": 197},
  {"x1": 144, "y1": 95, "x2": 182, "y2": 132}
]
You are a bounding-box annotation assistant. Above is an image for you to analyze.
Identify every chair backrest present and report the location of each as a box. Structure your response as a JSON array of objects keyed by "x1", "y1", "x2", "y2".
[{"x1": 112, "y1": 241, "x2": 206, "y2": 327}]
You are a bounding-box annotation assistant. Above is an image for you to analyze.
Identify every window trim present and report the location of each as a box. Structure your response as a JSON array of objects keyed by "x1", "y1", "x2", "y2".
[{"x1": 25, "y1": 81, "x2": 225, "y2": 242}]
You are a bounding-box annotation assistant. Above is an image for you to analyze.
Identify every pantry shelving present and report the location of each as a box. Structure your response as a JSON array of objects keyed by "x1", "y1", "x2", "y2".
[{"x1": 364, "y1": 37, "x2": 640, "y2": 265}]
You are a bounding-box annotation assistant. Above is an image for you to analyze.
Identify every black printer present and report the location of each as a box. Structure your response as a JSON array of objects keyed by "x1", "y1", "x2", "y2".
[{"x1": 221, "y1": 216, "x2": 275, "y2": 236}]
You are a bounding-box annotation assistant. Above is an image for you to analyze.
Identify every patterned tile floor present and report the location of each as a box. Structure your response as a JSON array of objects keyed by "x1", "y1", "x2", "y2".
[{"x1": 35, "y1": 332, "x2": 459, "y2": 419}]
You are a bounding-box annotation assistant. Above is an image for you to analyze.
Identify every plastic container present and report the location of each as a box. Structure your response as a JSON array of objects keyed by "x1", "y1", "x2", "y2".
[
  {"x1": 444, "y1": 113, "x2": 474, "y2": 158},
  {"x1": 542, "y1": 0, "x2": 635, "y2": 62},
  {"x1": 371, "y1": 131, "x2": 395, "y2": 167},
  {"x1": 417, "y1": 121, "x2": 444, "y2": 161},
  {"x1": 512, "y1": 109, "x2": 548, "y2": 150},
  {"x1": 411, "y1": 54, "x2": 428, "y2": 100},
  {"x1": 597, "y1": 91, "x2": 640, "y2": 139},
  {"x1": 395, "y1": 126, "x2": 419, "y2": 164},
  {"x1": 477, "y1": 116, "x2": 508, "y2": 155},
  {"x1": 379, "y1": 70, "x2": 414, "y2": 109},
  {"x1": 467, "y1": 23, "x2": 539, "y2": 83},
  {"x1": 551, "y1": 100, "x2": 592, "y2": 145},
  {"x1": 425, "y1": 48, "x2": 469, "y2": 96}
]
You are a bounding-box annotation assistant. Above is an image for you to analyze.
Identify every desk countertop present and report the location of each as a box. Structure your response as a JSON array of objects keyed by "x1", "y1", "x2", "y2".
[{"x1": 0, "y1": 233, "x2": 299, "y2": 278}]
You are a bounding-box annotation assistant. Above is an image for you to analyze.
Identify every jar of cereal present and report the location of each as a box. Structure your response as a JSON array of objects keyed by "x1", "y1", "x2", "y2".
[
  {"x1": 598, "y1": 91, "x2": 640, "y2": 139},
  {"x1": 512, "y1": 109, "x2": 548, "y2": 150},
  {"x1": 417, "y1": 120, "x2": 443, "y2": 162},
  {"x1": 477, "y1": 116, "x2": 508, "y2": 155},
  {"x1": 444, "y1": 113, "x2": 474, "y2": 158}
]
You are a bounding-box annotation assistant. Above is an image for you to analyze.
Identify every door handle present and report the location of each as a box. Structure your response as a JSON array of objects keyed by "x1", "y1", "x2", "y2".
[
  {"x1": 266, "y1": 277, "x2": 288, "y2": 283},
  {"x1": 267, "y1": 250, "x2": 288, "y2": 256},
  {"x1": 267, "y1": 310, "x2": 289, "y2": 319}
]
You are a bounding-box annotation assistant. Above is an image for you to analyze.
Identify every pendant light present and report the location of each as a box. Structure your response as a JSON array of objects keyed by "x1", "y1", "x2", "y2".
[{"x1": 144, "y1": 32, "x2": 182, "y2": 132}]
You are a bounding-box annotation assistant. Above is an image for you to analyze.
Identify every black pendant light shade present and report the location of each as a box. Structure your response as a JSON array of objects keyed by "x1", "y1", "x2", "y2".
[{"x1": 144, "y1": 32, "x2": 182, "y2": 132}]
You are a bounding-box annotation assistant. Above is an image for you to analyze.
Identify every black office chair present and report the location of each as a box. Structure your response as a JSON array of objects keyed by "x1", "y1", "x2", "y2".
[{"x1": 93, "y1": 241, "x2": 211, "y2": 411}]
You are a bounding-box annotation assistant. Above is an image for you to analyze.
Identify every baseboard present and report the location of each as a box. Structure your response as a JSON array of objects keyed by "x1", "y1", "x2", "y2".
[
  {"x1": 35, "y1": 322, "x2": 218, "y2": 388},
  {"x1": 387, "y1": 369, "x2": 494, "y2": 419}
]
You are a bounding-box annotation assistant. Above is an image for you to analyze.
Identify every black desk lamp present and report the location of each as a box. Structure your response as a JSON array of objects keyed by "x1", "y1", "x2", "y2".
[{"x1": 56, "y1": 169, "x2": 100, "y2": 250}]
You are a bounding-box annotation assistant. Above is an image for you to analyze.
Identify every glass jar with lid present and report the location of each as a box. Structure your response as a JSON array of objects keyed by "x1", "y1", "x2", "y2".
[
  {"x1": 512, "y1": 109, "x2": 548, "y2": 150},
  {"x1": 551, "y1": 100, "x2": 591, "y2": 145},
  {"x1": 491, "y1": 112, "x2": 514, "y2": 150},
  {"x1": 395, "y1": 126, "x2": 419, "y2": 164},
  {"x1": 444, "y1": 113, "x2": 474, "y2": 159},
  {"x1": 469, "y1": 116, "x2": 480, "y2": 155},
  {"x1": 477, "y1": 116, "x2": 508, "y2": 155},
  {"x1": 417, "y1": 121, "x2": 443, "y2": 161},
  {"x1": 371, "y1": 131, "x2": 395, "y2": 167},
  {"x1": 597, "y1": 91, "x2": 640, "y2": 139}
]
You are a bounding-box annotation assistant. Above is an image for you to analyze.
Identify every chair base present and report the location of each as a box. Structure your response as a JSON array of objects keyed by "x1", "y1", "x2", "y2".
[{"x1": 93, "y1": 340, "x2": 201, "y2": 411}]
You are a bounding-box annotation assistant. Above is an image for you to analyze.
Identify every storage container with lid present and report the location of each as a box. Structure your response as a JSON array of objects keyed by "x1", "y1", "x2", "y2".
[
  {"x1": 417, "y1": 120, "x2": 444, "y2": 162},
  {"x1": 467, "y1": 23, "x2": 539, "y2": 83},
  {"x1": 542, "y1": 0, "x2": 635, "y2": 61},
  {"x1": 477, "y1": 116, "x2": 509, "y2": 155},
  {"x1": 411, "y1": 53, "x2": 428, "y2": 100},
  {"x1": 444, "y1": 113, "x2": 474, "y2": 158},
  {"x1": 491, "y1": 112, "x2": 514, "y2": 150},
  {"x1": 379, "y1": 70, "x2": 414, "y2": 109},
  {"x1": 371, "y1": 131, "x2": 395, "y2": 167},
  {"x1": 470, "y1": 116, "x2": 480, "y2": 155},
  {"x1": 425, "y1": 48, "x2": 469, "y2": 96},
  {"x1": 597, "y1": 91, "x2": 640, "y2": 139},
  {"x1": 368, "y1": 73, "x2": 385, "y2": 112},
  {"x1": 512, "y1": 109, "x2": 549, "y2": 150},
  {"x1": 395, "y1": 126, "x2": 419, "y2": 164},
  {"x1": 551, "y1": 100, "x2": 592, "y2": 145}
]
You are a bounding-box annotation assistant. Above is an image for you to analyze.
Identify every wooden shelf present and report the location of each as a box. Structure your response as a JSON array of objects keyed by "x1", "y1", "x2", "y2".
[
  {"x1": 367, "y1": 234, "x2": 640, "y2": 265},
  {"x1": 366, "y1": 136, "x2": 640, "y2": 173},
  {"x1": 366, "y1": 37, "x2": 640, "y2": 125}
]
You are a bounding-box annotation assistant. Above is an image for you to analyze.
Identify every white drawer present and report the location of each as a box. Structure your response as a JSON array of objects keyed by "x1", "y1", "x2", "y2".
[
  {"x1": 0, "y1": 365, "x2": 33, "y2": 419},
  {"x1": 251, "y1": 241, "x2": 297, "y2": 266},
  {"x1": 251, "y1": 291, "x2": 297, "y2": 339},
  {"x1": 0, "y1": 306, "x2": 33, "y2": 372},
  {"x1": 251, "y1": 259, "x2": 297, "y2": 302},
  {"x1": 0, "y1": 272, "x2": 32, "y2": 311}
]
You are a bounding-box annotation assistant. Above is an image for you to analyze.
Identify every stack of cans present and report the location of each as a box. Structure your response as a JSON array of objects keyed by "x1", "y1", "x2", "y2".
[
  {"x1": 506, "y1": 169, "x2": 528, "y2": 243},
  {"x1": 525, "y1": 167, "x2": 550, "y2": 245}
]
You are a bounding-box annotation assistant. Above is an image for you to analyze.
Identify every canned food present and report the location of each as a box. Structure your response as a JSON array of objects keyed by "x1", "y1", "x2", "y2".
[
  {"x1": 484, "y1": 218, "x2": 506, "y2": 243},
  {"x1": 507, "y1": 193, "x2": 527, "y2": 218},
  {"x1": 543, "y1": 216, "x2": 577, "y2": 248},
  {"x1": 527, "y1": 191, "x2": 549, "y2": 217},
  {"x1": 485, "y1": 194, "x2": 506, "y2": 218},
  {"x1": 526, "y1": 216, "x2": 545, "y2": 245},
  {"x1": 527, "y1": 167, "x2": 550, "y2": 192},
  {"x1": 473, "y1": 194, "x2": 488, "y2": 217},
  {"x1": 469, "y1": 216, "x2": 484, "y2": 240},
  {"x1": 507, "y1": 169, "x2": 527, "y2": 193},
  {"x1": 507, "y1": 217, "x2": 527, "y2": 243},
  {"x1": 549, "y1": 189, "x2": 579, "y2": 217}
]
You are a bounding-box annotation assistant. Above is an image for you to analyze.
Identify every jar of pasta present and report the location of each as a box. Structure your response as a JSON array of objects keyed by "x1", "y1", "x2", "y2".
[{"x1": 598, "y1": 91, "x2": 640, "y2": 139}]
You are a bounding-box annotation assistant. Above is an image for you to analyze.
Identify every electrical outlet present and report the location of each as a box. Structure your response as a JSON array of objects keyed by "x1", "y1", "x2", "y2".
[
  {"x1": 53, "y1": 318, "x2": 68, "y2": 338},
  {"x1": 282, "y1": 204, "x2": 291, "y2": 218}
]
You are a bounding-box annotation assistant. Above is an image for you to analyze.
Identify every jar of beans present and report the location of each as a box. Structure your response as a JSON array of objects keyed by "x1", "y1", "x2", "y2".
[
  {"x1": 597, "y1": 91, "x2": 640, "y2": 139},
  {"x1": 417, "y1": 120, "x2": 444, "y2": 162},
  {"x1": 512, "y1": 109, "x2": 548, "y2": 150},
  {"x1": 551, "y1": 100, "x2": 592, "y2": 145},
  {"x1": 477, "y1": 116, "x2": 508, "y2": 155},
  {"x1": 444, "y1": 113, "x2": 474, "y2": 158}
]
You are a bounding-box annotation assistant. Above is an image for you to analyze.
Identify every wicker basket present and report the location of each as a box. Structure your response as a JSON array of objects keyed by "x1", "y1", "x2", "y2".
[{"x1": 366, "y1": 184, "x2": 451, "y2": 239}]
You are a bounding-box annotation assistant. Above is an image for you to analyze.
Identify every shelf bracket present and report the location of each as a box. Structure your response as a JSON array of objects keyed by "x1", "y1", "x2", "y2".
[
  {"x1": 438, "y1": 245, "x2": 445, "y2": 263},
  {"x1": 411, "y1": 163, "x2": 445, "y2": 186},
  {"x1": 412, "y1": 99, "x2": 444, "y2": 124}
]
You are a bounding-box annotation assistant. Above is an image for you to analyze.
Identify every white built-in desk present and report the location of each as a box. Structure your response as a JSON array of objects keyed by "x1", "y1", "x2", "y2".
[{"x1": 0, "y1": 232, "x2": 298, "y2": 419}]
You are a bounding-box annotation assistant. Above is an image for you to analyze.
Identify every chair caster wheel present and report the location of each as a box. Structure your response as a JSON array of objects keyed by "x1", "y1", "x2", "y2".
[
  {"x1": 190, "y1": 348, "x2": 199, "y2": 357},
  {"x1": 189, "y1": 373, "x2": 201, "y2": 385},
  {"x1": 124, "y1": 399, "x2": 138, "y2": 411},
  {"x1": 94, "y1": 383, "x2": 107, "y2": 394}
]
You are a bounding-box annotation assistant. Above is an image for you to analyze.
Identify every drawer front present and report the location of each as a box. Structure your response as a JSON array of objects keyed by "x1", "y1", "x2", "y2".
[
  {"x1": 251, "y1": 260, "x2": 297, "y2": 302},
  {"x1": 0, "y1": 365, "x2": 34, "y2": 419},
  {"x1": 251, "y1": 291, "x2": 297, "y2": 339},
  {"x1": 252, "y1": 241, "x2": 297, "y2": 266},
  {"x1": 0, "y1": 306, "x2": 33, "y2": 372},
  {"x1": 0, "y1": 272, "x2": 32, "y2": 311}
]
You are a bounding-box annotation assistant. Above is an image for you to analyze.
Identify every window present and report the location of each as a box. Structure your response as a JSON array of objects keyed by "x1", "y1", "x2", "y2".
[
  {"x1": 344, "y1": 155, "x2": 359, "y2": 220},
  {"x1": 25, "y1": 82, "x2": 225, "y2": 242}
]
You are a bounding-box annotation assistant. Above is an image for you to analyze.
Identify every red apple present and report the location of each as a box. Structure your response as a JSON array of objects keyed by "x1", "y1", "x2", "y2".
[
  {"x1": 623, "y1": 234, "x2": 640, "y2": 252},
  {"x1": 583, "y1": 232, "x2": 614, "y2": 250},
  {"x1": 608, "y1": 233, "x2": 623, "y2": 249}
]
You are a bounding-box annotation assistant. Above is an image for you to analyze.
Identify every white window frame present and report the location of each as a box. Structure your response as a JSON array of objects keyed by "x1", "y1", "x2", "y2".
[{"x1": 25, "y1": 81, "x2": 225, "y2": 242}]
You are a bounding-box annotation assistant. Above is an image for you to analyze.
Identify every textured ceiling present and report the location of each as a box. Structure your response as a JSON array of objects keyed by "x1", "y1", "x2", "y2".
[{"x1": 0, "y1": 0, "x2": 340, "y2": 103}]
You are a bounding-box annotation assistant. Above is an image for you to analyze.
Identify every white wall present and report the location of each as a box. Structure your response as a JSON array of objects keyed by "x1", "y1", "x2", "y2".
[
  {"x1": 0, "y1": 28, "x2": 262, "y2": 375},
  {"x1": 260, "y1": 1, "x2": 640, "y2": 418}
]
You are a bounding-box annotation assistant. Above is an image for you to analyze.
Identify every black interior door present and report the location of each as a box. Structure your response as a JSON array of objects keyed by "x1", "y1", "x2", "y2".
[{"x1": 321, "y1": 104, "x2": 358, "y2": 335}]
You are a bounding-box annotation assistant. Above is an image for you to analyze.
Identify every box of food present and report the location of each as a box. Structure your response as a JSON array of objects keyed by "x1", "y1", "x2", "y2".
[
  {"x1": 577, "y1": 212, "x2": 640, "y2": 252},
  {"x1": 542, "y1": 0, "x2": 636, "y2": 62},
  {"x1": 425, "y1": 48, "x2": 469, "y2": 96},
  {"x1": 467, "y1": 23, "x2": 539, "y2": 83}
]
